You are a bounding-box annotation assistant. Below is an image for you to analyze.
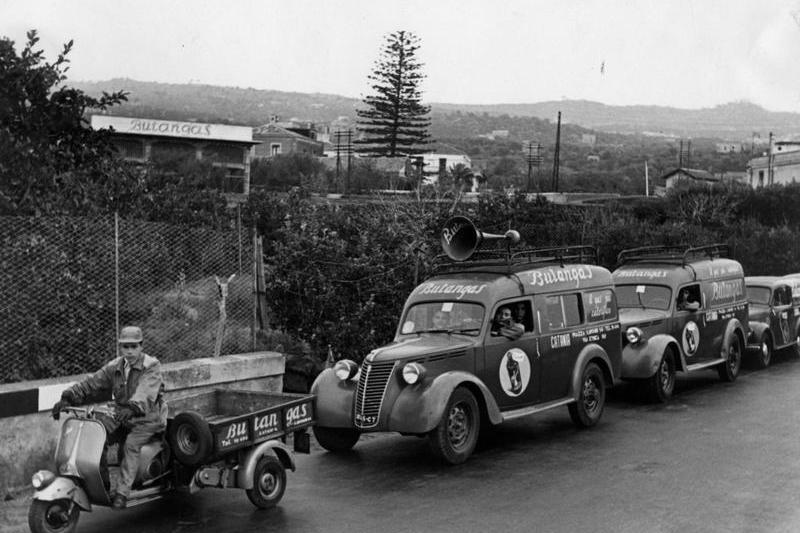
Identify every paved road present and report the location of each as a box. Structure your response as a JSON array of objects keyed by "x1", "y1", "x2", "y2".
[{"x1": 5, "y1": 356, "x2": 800, "y2": 533}]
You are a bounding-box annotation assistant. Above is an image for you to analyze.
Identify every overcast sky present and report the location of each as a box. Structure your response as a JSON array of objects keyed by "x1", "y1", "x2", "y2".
[{"x1": 4, "y1": 0, "x2": 800, "y2": 112}]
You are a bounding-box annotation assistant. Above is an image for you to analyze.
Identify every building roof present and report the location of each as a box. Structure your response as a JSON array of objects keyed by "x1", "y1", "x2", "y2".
[
  {"x1": 252, "y1": 123, "x2": 319, "y2": 142},
  {"x1": 749, "y1": 150, "x2": 800, "y2": 169},
  {"x1": 661, "y1": 168, "x2": 719, "y2": 182}
]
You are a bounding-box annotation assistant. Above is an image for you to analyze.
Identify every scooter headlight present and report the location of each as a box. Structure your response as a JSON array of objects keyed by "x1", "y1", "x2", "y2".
[
  {"x1": 402, "y1": 362, "x2": 426, "y2": 385},
  {"x1": 31, "y1": 470, "x2": 55, "y2": 490},
  {"x1": 333, "y1": 360, "x2": 359, "y2": 381},
  {"x1": 626, "y1": 327, "x2": 644, "y2": 344}
]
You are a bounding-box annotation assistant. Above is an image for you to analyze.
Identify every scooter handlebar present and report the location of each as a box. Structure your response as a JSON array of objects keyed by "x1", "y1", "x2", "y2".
[{"x1": 60, "y1": 405, "x2": 115, "y2": 418}]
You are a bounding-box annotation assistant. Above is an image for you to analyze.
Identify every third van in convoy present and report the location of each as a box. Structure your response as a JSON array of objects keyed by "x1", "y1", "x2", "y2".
[{"x1": 612, "y1": 245, "x2": 749, "y2": 402}]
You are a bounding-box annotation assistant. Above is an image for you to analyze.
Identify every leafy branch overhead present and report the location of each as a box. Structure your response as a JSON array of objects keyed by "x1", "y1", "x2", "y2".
[{"x1": 355, "y1": 30, "x2": 432, "y2": 157}]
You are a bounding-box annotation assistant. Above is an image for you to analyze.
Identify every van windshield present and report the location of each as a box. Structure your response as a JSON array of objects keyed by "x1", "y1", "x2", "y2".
[
  {"x1": 616, "y1": 284, "x2": 673, "y2": 310},
  {"x1": 399, "y1": 302, "x2": 485, "y2": 336},
  {"x1": 746, "y1": 286, "x2": 771, "y2": 305}
]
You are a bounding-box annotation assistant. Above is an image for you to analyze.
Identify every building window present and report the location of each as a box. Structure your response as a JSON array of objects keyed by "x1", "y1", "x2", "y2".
[{"x1": 271, "y1": 143, "x2": 281, "y2": 156}]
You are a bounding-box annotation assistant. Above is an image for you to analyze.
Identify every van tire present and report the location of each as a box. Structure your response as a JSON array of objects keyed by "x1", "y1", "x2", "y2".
[
  {"x1": 754, "y1": 333, "x2": 772, "y2": 369},
  {"x1": 718, "y1": 334, "x2": 742, "y2": 382},
  {"x1": 168, "y1": 411, "x2": 213, "y2": 466},
  {"x1": 569, "y1": 362, "x2": 606, "y2": 427},
  {"x1": 645, "y1": 350, "x2": 676, "y2": 403},
  {"x1": 428, "y1": 387, "x2": 480, "y2": 464},
  {"x1": 313, "y1": 426, "x2": 360, "y2": 452}
]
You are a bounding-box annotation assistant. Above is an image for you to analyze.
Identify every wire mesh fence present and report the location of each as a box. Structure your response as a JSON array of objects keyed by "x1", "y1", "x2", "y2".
[{"x1": 0, "y1": 214, "x2": 255, "y2": 384}]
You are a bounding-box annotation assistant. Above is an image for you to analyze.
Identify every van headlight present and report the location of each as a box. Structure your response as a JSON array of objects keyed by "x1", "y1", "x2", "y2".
[
  {"x1": 402, "y1": 362, "x2": 426, "y2": 385},
  {"x1": 333, "y1": 360, "x2": 359, "y2": 381},
  {"x1": 31, "y1": 470, "x2": 55, "y2": 490},
  {"x1": 626, "y1": 327, "x2": 644, "y2": 344}
]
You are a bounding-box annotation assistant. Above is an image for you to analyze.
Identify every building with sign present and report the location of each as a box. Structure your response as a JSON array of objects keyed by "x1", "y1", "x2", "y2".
[{"x1": 91, "y1": 115, "x2": 260, "y2": 197}]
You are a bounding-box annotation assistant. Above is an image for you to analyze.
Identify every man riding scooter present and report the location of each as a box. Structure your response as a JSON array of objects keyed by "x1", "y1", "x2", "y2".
[{"x1": 51, "y1": 326, "x2": 167, "y2": 510}]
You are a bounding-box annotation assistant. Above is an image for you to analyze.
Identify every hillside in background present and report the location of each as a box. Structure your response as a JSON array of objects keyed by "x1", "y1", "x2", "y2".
[{"x1": 74, "y1": 79, "x2": 800, "y2": 141}]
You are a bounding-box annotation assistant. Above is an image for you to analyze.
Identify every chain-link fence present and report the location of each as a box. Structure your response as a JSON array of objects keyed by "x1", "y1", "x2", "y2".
[{"x1": 0, "y1": 215, "x2": 255, "y2": 384}]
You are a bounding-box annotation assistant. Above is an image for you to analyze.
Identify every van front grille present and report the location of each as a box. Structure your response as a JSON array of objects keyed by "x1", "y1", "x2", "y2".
[{"x1": 354, "y1": 361, "x2": 395, "y2": 429}]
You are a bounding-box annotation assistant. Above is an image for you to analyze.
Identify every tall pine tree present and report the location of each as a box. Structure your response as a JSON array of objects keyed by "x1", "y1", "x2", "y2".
[{"x1": 355, "y1": 31, "x2": 431, "y2": 157}]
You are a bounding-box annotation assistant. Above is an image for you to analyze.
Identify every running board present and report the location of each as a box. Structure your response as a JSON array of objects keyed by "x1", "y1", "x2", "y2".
[
  {"x1": 685, "y1": 358, "x2": 726, "y2": 372},
  {"x1": 501, "y1": 397, "x2": 574, "y2": 421}
]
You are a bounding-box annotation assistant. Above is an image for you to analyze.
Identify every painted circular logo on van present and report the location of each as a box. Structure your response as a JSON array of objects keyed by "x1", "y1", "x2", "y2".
[
  {"x1": 499, "y1": 348, "x2": 531, "y2": 397},
  {"x1": 682, "y1": 321, "x2": 700, "y2": 356}
]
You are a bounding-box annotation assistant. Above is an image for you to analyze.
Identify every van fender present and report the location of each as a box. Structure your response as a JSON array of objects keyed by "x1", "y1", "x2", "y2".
[
  {"x1": 621, "y1": 334, "x2": 682, "y2": 378},
  {"x1": 568, "y1": 344, "x2": 614, "y2": 400},
  {"x1": 33, "y1": 475, "x2": 92, "y2": 511},
  {"x1": 310, "y1": 368, "x2": 356, "y2": 428},
  {"x1": 722, "y1": 318, "x2": 746, "y2": 357},
  {"x1": 387, "y1": 371, "x2": 502, "y2": 434},
  {"x1": 237, "y1": 440, "x2": 295, "y2": 490},
  {"x1": 746, "y1": 321, "x2": 769, "y2": 349}
]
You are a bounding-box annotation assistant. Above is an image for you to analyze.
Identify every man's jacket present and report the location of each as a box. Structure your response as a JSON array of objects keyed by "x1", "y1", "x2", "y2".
[{"x1": 66, "y1": 353, "x2": 167, "y2": 425}]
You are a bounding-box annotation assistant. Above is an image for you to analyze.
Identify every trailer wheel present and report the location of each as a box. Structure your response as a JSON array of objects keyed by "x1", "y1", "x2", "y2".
[
  {"x1": 28, "y1": 499, "x2": 79, "y2": 533},
  {"x1": 246, "y1": 455, "x2": 286, "y2": 509},
  {"x1": 168, "y1": 411, "x2": 213, "y2": 466}
]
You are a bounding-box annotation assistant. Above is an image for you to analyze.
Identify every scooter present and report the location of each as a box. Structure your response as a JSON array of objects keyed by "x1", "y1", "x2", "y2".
[
  {"x1": 29, "y1": 389, "x2": 312, "y2": 533},
  {"x1": 28, "y1": 405, "x2": 174, "y2": 533}
]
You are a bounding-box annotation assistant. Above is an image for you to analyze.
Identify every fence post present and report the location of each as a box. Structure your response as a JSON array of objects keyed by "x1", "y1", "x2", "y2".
[
  {"x1": 114, "y1": 211, "x2": 120, "y2": 357},
  {"x1": 214, "y1": 273, "x2": 236, "y2": 357}
]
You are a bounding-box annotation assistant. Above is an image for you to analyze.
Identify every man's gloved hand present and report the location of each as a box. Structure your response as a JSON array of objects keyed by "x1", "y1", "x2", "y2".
[
  {"x1": 51, "y1": 391, "x2": 76, "y2": 420},
  {"x1": 114, "y1": 404, "x2": 143, "y2": 424}
]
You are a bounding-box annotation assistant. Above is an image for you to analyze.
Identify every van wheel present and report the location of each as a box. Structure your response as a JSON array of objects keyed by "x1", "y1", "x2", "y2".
[
  {"x1": 569, "y1": 362, "x2": 606, "y2": 427},
  {"x1": 168, "y1": 411, "x2": 213, "y2": 466},
  {"x1": 754, "y1": 333, "x2": 773, "y2": 369},
  {"x1": 313, "y1": 426, "x2": 360, "y2": 452},
  {"x1": 645, "y1": 350, "x2": 675, "y2": 403},
  {"x1": 428, "y1": 387, "x2": 479, "y2": 464},
  {"x1": 28, "y1": 499, "x2": 79, "y2": 533},
  {"x1": 718, "y1": 335, "x2": 742, "y2": 382},
  {"x1": 789, "y1": 333, "x2": 800, "y2": 359},
  {"x1": 246, "y1": 455, "x2": 286, "y2": 509}
]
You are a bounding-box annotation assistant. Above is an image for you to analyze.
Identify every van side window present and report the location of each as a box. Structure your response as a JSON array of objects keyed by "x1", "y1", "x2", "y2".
[
  {"x1": 512, "y1": 300, "x2": 533, "y2": 332},
  {"x1": 563, "y1": 294, "x2": 582, "y2": 327},
  {"x1": 775, "y1": 286, "x2": 791, "y2": 306},
  {"x1": 540, "y1": 294, "x2": 583, "y2": 331},
  {"x1": 584, "y1": 289, "x2": 616, "y2": 322}
]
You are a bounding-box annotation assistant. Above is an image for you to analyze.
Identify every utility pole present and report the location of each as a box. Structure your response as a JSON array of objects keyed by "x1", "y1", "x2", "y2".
[
  {"x1": 551, "y1": 112, "x2": 562, "y2": 192},
  {"x1": 768, "y1": 131, "x2": 774, "y2": 185},
  {"x1": 522, "y1": 140, "x2": 543, "y2": 192},
  {"x1": 334, "y1": 130, "x2": 342, "y2": 193},
  {"x1": 345, "y1": 129, "x2": 353, "y2": 195}
]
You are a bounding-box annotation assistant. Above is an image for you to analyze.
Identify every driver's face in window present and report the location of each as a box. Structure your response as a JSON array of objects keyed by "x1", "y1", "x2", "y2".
[{"x1": 433, "y1": 311, "x2": 449, "y2": 329}]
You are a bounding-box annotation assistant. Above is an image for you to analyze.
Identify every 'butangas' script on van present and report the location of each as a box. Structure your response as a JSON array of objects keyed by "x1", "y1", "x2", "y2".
[
  {"x1": 528, "y1": 266, "x2": 594, "y2": 288},
  {"x1": 711, "y1": 279, "x2": 744, "y2": 302},
  {"x1": 416, "y1": 282, "x2": 488, "y2": 300}
]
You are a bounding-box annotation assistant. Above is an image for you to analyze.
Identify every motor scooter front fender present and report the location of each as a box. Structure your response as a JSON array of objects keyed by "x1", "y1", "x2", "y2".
[{"x1": 33, "y1": 476, "x2": 92, "y2": 511}]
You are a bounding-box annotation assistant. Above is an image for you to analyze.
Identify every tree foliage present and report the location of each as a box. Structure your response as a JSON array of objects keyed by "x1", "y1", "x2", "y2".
[
  {"x1": 355, "y1": 30, "x2": 431, "y2": 156},
  {"x1": 0, "y1": 30, "x2": 129, "y2": 215}
]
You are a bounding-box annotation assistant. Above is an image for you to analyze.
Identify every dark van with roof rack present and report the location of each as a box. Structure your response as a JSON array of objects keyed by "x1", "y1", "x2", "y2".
[
  {"x1": 612, "y1": 244, "x2": 748, "y2": 402},
  {"x1": 310, "y1": 217, "x2": 622, "y2": 464}
]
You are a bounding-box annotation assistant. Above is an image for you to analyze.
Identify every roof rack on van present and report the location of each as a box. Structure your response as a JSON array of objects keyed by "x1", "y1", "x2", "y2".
[
  {"x1": 431, "y1": 245, "x2": 598, "y2": 276},
  {"x1": 616, "y1": 243, "x2": 729, "y2": 267}
]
